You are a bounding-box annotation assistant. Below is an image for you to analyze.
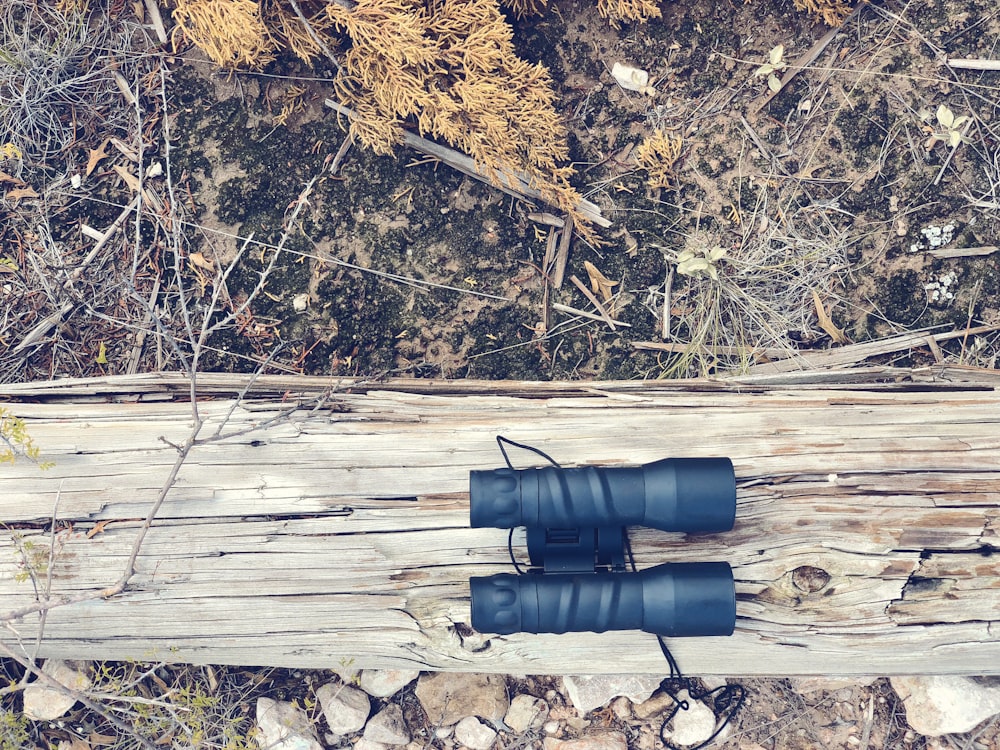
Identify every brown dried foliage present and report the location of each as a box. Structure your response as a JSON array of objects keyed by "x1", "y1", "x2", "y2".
[
  {"x1": 169, "y1": 0, "x2": 596, "y2": 241},
  {"x1": 596, "y1": 0, "x2": 661, "y2": 26},
  {"x1": 793, "y1": 0, "x2": 852, "y2": 25},
  {"x1": 327, "y1": 0, "x2": 592, "y2": 237},
  {"x1": 171, "y1": 0, "x2": 277, "y2": 69},
  {"x1": 634, "y1": 129, "x2": 682, "y2": 190}
]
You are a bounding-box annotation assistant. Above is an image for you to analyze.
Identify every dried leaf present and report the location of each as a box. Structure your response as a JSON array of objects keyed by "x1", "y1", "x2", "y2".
[
  {"x1": 0, "y1": 170, "x2": 26, "y2": 185},
  {"x1": 113, "y1": 164, "x2": 141, "y2": 192},
  {"x1": 188, "y1": 251, "x2": 215, "y2": 271},
  {"x1": 583, "y1": 260, "x2": 618, "y2": 302},
  {"x1": 811, "y1": 289, "x2": 848, "y2": 344},
  {"x1": 86, "y1": 140, "x2": 110, "y2": 177},
  {"x1": 4, "y1": 186, "x2": 39, "y2": 203}
]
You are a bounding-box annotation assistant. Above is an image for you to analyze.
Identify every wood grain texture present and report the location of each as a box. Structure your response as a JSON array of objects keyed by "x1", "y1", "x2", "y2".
[{"x1": 1, "y1": 372, "x2": 997, "y2": 674}]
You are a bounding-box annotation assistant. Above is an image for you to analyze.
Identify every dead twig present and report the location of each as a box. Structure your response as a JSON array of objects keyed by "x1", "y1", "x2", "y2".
[
  {"x1": 553, "y1": 302, "x2": 632, "y2": 327},
  {"x1": 324, "y1": 99, "x2": 610, "y2": 228},
  {"x1": 947, "y1": 58, "x2": 1000, "y2": 71},
  {"x1": 552, "y1": 217, "x2": 573, "y2": 289},
  {"x1": 569, "y1": 274, "x2": 617, "y2": 331},
  {"x1": 748, "y1": 25, "x2": 843, "y2": 116}
]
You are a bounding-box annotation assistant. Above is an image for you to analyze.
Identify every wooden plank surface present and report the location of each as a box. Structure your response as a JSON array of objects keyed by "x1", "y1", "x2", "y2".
[{"x1": 1, "y1": 373, "x2": 998, "y2": 675}]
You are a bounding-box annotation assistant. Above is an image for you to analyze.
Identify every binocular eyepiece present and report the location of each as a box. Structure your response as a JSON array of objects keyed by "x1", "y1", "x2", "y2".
[{"x1": 469, "y1": 456, "x2": 738, "y2": 638}]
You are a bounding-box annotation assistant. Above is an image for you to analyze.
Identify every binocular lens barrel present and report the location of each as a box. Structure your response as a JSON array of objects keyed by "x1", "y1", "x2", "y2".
[
  {"x1": 470, "y1": 458, "x2": 736, "y2": 533},
  {"x1": 470, "y1": 562, "x2": 735, "y2": 637}
]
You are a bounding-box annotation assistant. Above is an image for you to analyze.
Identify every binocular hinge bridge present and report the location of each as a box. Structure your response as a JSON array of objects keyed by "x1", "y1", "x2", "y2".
[{"x1": 525, "y1": 525, "x2": 628, "y2": 574}]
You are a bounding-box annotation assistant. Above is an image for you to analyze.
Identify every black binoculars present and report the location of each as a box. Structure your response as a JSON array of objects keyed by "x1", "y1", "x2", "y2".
[{"x1": 469, "y1": 457, "x2": 737, "y2": 638}]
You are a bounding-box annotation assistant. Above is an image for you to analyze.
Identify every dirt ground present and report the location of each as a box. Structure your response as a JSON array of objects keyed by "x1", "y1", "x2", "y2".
[{"x1": 146, "y1": 0, "x2": 1000, "y2": 381}]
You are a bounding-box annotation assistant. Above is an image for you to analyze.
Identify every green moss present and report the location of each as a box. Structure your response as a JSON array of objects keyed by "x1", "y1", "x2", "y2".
[
  {"x1": 834, "y1": 97, "x2": 890, "y2": 168},
  {"x1": 877, "y1": 269, "x2": 926, "y2": 326}
]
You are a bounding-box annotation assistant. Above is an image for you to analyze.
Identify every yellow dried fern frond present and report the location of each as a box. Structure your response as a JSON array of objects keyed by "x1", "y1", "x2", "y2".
[
  {"x1": 55, "y1": 0, "x2": 89, "y2": 13},
  {"x1": 265, "y1": 1, "x2": 338, "y2": 65},
  {"x1": 597, "y1": 0, "x2": 662, "y2": 26},
  {"x1": 793, "y1": 0, "x2": 852, "y2": 25},
  {"x1": 327, "y1": 0, "x2": 598, "y2": 242},
  {"x1": 171, "y1": 0, "x2": 276, "y2": 69},
  {"x1": 499, "y1": 0, "x2": 548, "y2": 17},
  {"x1": 635, "y1": 129, "x2": 683, "y2": 189}
]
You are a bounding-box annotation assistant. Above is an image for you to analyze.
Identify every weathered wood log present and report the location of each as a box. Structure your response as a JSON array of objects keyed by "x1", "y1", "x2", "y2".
[{"x1": 1, "y1": 370, "x2": 998, "y2": 675}]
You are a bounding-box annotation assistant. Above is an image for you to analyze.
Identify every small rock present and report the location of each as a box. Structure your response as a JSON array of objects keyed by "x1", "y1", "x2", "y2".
[
  {"x1": 355, "y1": 740, "x2": 388, "y2": 750},
  {"x1": 454, "y1": 716, "x2": 497, "y2": 750},
  {"x1": 255, "y1": 697, "x2": 323, "y2": 750},
  {"x1": 661, "y1": 690, "x2": 716, "y2": 748},
  {"x1": 890, "y1": 676, "x2": 1000, "y2": 737},
  {"x1": 364, "y1": 704, "x2": 411, "y2": 746},
  {"x1": 415, "y1": 672, "x2": 508, "y2": 726},
  {"x1": 316, "y1": 679, "x2": 370, "y2": 734},
  {"x1": 542, "y1": 731, "x2": 628, "y2": 750},
  {"x1": 359, "y1": 669, "x2": 420, "y2": 698},
  {"x1": 633, "y1": 691, "x2": 676, "y2": 720},
  {"x1": 23, "y1": 660, "x2": 93, "y2": 721},
  {"x1": 505, "y1": 694, "x2": 548, "y2": 733},
  {"x1": 434, "y1": 726, "x2": 454, "y2": 740},
  {"x1": 562, "y1": 675, "x2": 663, "y2": 713},
  {"x1": 543, "y1": 720, "x2": 561, "y2": 735}
]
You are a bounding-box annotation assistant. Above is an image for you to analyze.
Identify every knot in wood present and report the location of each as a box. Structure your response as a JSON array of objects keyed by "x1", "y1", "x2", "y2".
[{"x1": 791, "y1": 565, "x2": 831, "y2": 593}]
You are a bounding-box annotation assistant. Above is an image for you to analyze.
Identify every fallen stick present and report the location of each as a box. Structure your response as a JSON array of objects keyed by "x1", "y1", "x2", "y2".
[
  {"x1": 925, "y1": 245, "x2": 999, "y2": 259},
  {"x1": 143, "y1": 0, "x2": 167, "y2": 43},
  {"x1": 632, "y1": 340, "x2": 785, "y2": 358},
  {"x1": 553, "y1": 302, "x2": 632, "y2": 327},
  {"x1": 551, "y1": 216, "x2": 573, "y2": 289},
  {"x1": 748, "y1": 25, "x2": 842, "y2": 116},
  {"x1": 324, "y1": 99, "x2": 610, "y2": 228},
  {"x1": 947, "y1": 58, "x2": 1000, "y2": 71},
  {"x1": 746, "y1": 323, "x2": 1000, "y2": 374}
]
